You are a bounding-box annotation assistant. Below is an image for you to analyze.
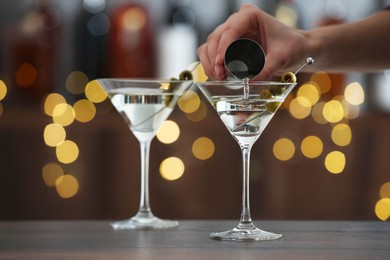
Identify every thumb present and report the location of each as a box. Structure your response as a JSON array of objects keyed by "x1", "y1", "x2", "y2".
[
  {"x1": 253, "y1": 51, "x2": 289, "y2": 81},
  {"x1": 253, "y1": 60, "x2": 277, "y2": 81}
]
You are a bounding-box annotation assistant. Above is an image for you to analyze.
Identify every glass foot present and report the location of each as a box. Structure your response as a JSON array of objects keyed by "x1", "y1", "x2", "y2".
[
  {"x1": 111, "y1": 212, "x2": 178, "y2": 230},
  {"x1": 210, "y1": 223, "x2": 282, "y2": 241}
]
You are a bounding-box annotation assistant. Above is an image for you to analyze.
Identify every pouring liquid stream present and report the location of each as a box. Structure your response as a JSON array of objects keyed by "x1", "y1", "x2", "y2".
[{"x1": 243, "y1": 77, "x2": 250, "y2": 100}]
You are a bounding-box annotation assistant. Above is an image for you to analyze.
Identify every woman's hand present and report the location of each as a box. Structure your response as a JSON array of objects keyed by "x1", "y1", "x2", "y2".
[{"x1": 197, "y1": 4, "x2": 310, "y2": 81}]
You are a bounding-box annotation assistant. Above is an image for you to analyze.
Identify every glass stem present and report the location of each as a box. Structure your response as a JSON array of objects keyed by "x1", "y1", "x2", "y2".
[
  {"x1": 138, "y1": 140, "x2": 152, "y2": 216},
  {"x1": 238, "y1": 145, "x2": 253, "y2": 227}
]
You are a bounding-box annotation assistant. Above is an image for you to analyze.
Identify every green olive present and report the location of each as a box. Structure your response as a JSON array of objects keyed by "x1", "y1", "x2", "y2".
[
  {"x1": 281, "y1": 71, "x2": 297, "y2": 83},
  {"x1": 270, "y1": 86, "x2": 286, "y2": 96},
  {"x1": 161, "y1": 80, "x2": 177, "y2": 106},
  {"x1": 179, "y1": 70, "x2": 193, "y2": 80},
  {"x1": 266, "y1": 102, "x2": 281, "y2": 113},
  {"x1": 161, "y1": 77, "x2": 181, "y2": 93},
  {"x1": 260, "y1": 89, "x2": 273, "y2": 99}
]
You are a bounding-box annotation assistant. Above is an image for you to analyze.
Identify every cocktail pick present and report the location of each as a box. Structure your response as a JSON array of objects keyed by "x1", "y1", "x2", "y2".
[
  {"x1": 281, "y1": 57, "x2": 315, "y2": 83},
  {"x1": 295, "y1": 57, "x2": 315, "y2": 74}
]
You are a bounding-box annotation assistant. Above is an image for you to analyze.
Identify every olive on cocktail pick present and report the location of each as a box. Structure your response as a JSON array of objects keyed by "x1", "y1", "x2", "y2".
[
  {"x1": 161, "y1": 70, "x2": 194, "y2": 106},
  {"x1": 179, "y1": 70, "x2": 193, "y2": 80},
  {"x1": 163, "y1": 69, "x2": 193, "y2": 90},
  {"x1": 162, "y1": 62, "x2": 199, "y2": 92},
  {"x1": 280, "y1": 57, "x2": 315, "y2": 83},
  {"x1": 281, "y1": 71, "x2": 297, "y2": 83}
]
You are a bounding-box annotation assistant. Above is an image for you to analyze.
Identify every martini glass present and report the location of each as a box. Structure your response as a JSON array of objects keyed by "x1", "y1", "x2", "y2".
[
  {"x1": 196, "y1": 79, "x2": 296, "y2": 241},
  {"x1": 97, "y1": 78, "x2": 193, "y2": 229}
]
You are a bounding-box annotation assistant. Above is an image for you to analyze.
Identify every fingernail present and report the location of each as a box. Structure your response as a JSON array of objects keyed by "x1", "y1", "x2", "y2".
[
  {"x1": 214, "y1": 54, "x2": 222, "y2": 78},
  {"x1": 214, "y1": 65, "x2": 223, "y2": 79},
  {"x1": 215, "y1": 53, "x2": 221, "y2": 65}
]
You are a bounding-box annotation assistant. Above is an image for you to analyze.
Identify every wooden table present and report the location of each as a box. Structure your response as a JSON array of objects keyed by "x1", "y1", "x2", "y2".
[{"x1": 0, "y1": 220, "x2": 389, "y2": 259}]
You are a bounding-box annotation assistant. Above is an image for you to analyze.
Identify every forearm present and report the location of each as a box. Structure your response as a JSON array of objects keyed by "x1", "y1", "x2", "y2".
[{"x1": 305, "y1": 9, "x2": 390, "y2": 73}]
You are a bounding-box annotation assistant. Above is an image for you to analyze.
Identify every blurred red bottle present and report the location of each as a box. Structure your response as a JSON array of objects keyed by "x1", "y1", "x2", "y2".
[
  {"x1": 107, "y1": 3, "x2": 155, "y2": 78},
  {"x1": 6, "y1": 0, "x2": 62, "y2": 106}
]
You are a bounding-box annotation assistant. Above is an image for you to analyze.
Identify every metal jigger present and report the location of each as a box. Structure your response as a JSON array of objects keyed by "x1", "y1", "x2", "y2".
[{"x1": 224, "y1": 38, "x2": 265, "y2": 80}]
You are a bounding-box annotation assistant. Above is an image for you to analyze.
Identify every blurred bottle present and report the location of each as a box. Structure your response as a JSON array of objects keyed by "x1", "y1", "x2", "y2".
[
  {"x1": 157, "y1": 0, "x2": 197, "y2": 78},
  {"x1": 107, "y1": 2, "x2": 155, "y2": 78},
  {"x1": 5, "y1": 0, "x2": 62, "y2": 106},
  {"x1": 74, "y1": 0, "x2": 110, "y2": 80}
]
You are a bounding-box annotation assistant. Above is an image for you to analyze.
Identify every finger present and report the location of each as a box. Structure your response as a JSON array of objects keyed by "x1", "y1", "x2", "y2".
[
  {"x1": 254, "y1": 54, "x2": 280, "y2": 81},
  {"x1": 215, "y1": 9, "x2": 253, "y2": 57},
  {"x1": 254, "y1": 48, "x2": 290, "y2": 81},
  {"x1": 197, "y1": 43, "x2": 214, "y2": 79},
  {"x1": 205, "y1": 25, "x2": 226, "y2": 78}
]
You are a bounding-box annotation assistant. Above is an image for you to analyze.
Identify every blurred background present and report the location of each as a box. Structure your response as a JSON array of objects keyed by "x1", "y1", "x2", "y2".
[{"x1": 0, "y1": 0, "x2": 390, "y2": 221}]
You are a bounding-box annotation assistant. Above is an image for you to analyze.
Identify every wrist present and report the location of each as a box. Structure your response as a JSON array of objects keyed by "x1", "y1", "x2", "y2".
[{"x1": 302, "y1": 28, "x2": 324, "y2": 72}]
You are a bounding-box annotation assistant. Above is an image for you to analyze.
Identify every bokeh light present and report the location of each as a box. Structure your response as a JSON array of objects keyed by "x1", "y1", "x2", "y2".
[
  {"x1": 342, "y1": 99, "x2": 360, "y2": 120},
  {"x1": 122, "y1": 7, "x2": 147, "y2": 31},
  {"x1": 157, "y1": 120, "x2": 180, "y2": 144},
  {"x1": 295, "y1": 96, "x2": 312, "y2": 108},
  {"x1": 301, "y1": 135, "x2": 323, "y2": 159},
  {"x1": 83, "y1": 0, "x2": 106, "y2": 13},
  {"x1": 178, "y1": 90, "x2": 201, "y2": 113},
  {"x1": 159, "y1": 157, "x2": 185, "y2": 181},
  {"x1": 275, "y1": 3, "x2": 298, "y2": 27},
  {"x1": 87, "y1": 13, "x2": 111, "y2": 36},
  {"x1": 43, "y1": 93, "x2": 66, "y2": 116},
  {"x1": 55, "y1": 174, "x2": 79, "y2": 199},
  {"x1": 324, "y1": 151, "x2": 346, "y2": 174},
  {"x1": 323, "y1": 100, "x2": 344, "y2": 123},
  {"x1": 43, "y1": 123, "x2": 66, "y2": 147},
  {"x1": 185, "y1": 100, "x2": 208, "y2": 122},
  {"x1": 273, "y1": 138, "x2": 295, "y2": 161},
  {"x1": 331, "y1": 123, "x2": 352, "y2": 146},
  {"x1": 333, "y1": 95, "x2": 350, "y2": 119},
  {"x1": 52, "y1": 103, "x2": 76, "y2": 126},
  {"x1": 310, "y1": 71, "x2": 331, "y2": 94},
  {"x1": 344, "y1": 82, "x2": 365, "y2": 105},
  {"x1": 16, "y1": 62, "x2": 37, "y2": 87},
  {"x1": 288, "y1": 97, "x2": 311, "y2": 119},
  {"x1": 192, "y1": 137, "x2": 215, "y2": 160},
  {"x1": 85, "y1": 80, "x2": 107, "y2": 103},
  {"x1": 65, "y1": 71, "x2": 89, "y2": 95},
  {"x1": 297, "y1": 83, "x2": 320, "y2": 106},
  {"x1": 375, "y1": 198, "x2": 390, "y2": 221},
  {"x1": 42, "y1": 162, "x2": 64, "y2": 187},
  {"x1": 380, "y1": 182, "x2": 390, "y2": 199},
  {"x1": 73, "y1": 99, "x2": 96, "y2": 123},
  {"x1": 311, "y1": 101, "x2": 328, "y2": 124},
  {"x1": 56, "y1": 140, "x2": 79, "y2": 164},
  {"x1": 0, "y1": 80, "x2": 7, "y2": 101}
]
